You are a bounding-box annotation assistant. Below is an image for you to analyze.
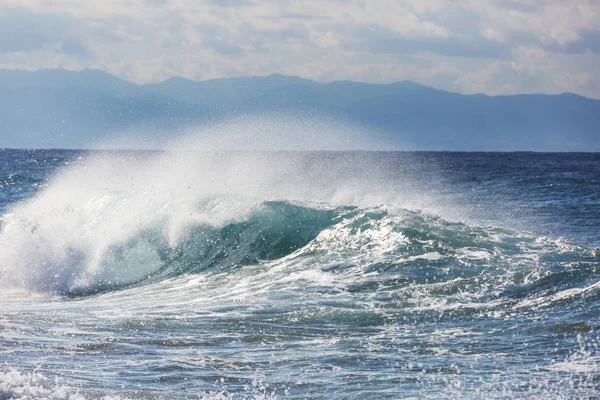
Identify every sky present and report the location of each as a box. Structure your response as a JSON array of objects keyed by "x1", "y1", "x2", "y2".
[{"x1": 1, "y1": 0, "x2": 599, "y2": 98}]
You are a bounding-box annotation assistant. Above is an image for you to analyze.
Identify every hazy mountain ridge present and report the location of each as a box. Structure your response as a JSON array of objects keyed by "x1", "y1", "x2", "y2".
[{"x1": 0, "y1": 69, "x2": 598, "y2": 150}]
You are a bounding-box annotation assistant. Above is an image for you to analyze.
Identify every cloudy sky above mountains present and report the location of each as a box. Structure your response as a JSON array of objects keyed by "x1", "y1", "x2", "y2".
[{"x1": 1, "y1": 0, "x2": 599, "y2": 98}]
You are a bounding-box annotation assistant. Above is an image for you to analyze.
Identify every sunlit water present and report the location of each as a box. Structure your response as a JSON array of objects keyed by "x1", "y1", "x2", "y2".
[{"x1": 1, "y1": 150, "x2": 599, "y2": 399}]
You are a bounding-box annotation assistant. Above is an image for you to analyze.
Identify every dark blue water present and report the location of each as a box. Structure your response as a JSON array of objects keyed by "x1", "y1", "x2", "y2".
[{"x1": 0, "y1": 150, "x2": 599, "y2": 399}]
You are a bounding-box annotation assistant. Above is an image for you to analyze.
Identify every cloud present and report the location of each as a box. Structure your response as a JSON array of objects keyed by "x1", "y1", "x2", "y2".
[
  {"x1": 143, "y1": 0, "x2": 169, "y2": 6},
  {"x1": 343, "y1": 24, "x2": 512, "y2": 58},
  {"x1": 0, "y1": 7, "x2": 97, "y2": 57},
  {"x1": 0, "y1": 0, "x2": 599, "y2": 98},
  {"x1": 546, "y1": 30, "x2": 600, "y2": 54},
  {"x1": 0, "y1": 8, "x2": 67, "y2": 53},
  {"x1": 58, "y1": 40, "x2": 91, "y2": 56},
  {"x1": 453, "y1": 46, "x2": 600, "y2": 98},
  {"x1": 204, "y1": 0, "x2": 252, "y2": 6}
]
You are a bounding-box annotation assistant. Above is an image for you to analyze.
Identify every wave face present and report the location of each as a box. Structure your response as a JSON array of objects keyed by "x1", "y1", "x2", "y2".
[{"x1": 1, "y1": 150, "x2": 599, "y2": 399}]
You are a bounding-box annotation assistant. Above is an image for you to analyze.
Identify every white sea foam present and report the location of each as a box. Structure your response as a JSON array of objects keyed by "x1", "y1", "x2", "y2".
[
  {"x1": 0, "y1": 369, "x2": 86, "y2": 400},
  {"x1": 0, "y1": 369, "x2": 281, "y2": 400}
]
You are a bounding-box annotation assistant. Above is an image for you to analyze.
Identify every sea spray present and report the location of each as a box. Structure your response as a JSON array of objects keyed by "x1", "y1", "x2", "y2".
[{"x1": 0, "y1": 148, "x2": 430, "y2": 294}]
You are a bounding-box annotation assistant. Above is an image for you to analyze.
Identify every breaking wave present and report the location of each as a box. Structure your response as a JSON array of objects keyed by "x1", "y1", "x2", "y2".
[{"x1": 0, "y1": 149, "x2": 598, "y2": 305}]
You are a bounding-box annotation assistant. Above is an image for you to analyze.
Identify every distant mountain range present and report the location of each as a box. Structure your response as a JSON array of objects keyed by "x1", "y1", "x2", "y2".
[{"x1": 0, "y1": 69, "x2": 598, "y2": 151}]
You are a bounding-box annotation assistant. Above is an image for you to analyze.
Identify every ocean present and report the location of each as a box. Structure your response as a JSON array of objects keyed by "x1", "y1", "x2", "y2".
[{"x1": 0, "y1": 149, "x2": 599, "y2": 399}]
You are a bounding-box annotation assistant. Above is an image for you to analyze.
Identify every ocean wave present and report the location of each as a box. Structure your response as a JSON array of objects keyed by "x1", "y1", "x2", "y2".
[
  {"x1": 2, "y1": 189, "x2": 598, "y2": 302},
  {"x1": 0, "y1": 150, "x2": 598, "y2": 309}
]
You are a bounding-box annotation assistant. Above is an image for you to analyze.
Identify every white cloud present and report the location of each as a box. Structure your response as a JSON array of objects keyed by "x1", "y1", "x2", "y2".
[
  {"x1": 452, "y1": 46, "x2": 600, "y2": 98},
  {"x1": 0, "y1": 0, "x2": 599, "y2": 97}
]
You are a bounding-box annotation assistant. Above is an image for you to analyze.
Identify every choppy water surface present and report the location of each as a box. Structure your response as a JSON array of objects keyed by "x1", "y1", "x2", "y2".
[{"x1": 0, "y1": 150, "x2": 599, "y2": 399}]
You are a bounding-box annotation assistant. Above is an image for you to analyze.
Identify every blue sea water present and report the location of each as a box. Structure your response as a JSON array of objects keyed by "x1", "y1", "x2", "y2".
[{"x1": 0, "y1": 149, "x2": 599, "y2": 399}]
